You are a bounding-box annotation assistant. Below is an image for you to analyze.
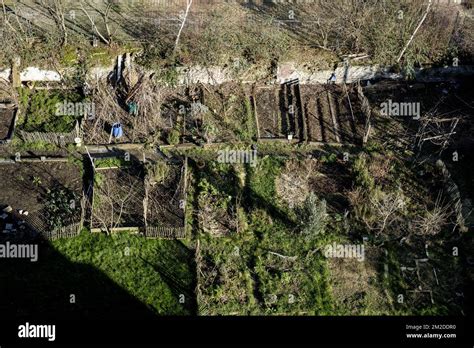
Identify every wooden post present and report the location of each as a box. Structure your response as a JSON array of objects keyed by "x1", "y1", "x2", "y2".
[
  {"x1": 11, "y1": 56, "x2": 21, "y2": 88},
  {"x1": 327, "y1": 90, "x2": 341, "y2": 143},
  {"x1": 252, "y1": 88, "x2": 261, "y2": 140},
  {"x1": 143, "y1": 179, "x2": 148, "y2": 230},
  {"x1": 183, "y1": 156, "x2": 188, "y2": 236}
]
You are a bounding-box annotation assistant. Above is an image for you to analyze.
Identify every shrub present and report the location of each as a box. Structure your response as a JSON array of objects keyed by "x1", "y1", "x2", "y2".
[
  {"x1": 353, "y1": 153, "x2": 375, "y2": 191},
  {"x1": 321, "y1": 153, "x2": 338, "y2": 164},
  {"x1": 150, "y1": 161, "x2": 170, "y2": 184},
  {"x1": 44, "y1": 188, "x2": 78, "y2": 230},
  {"x1": 167, "y1": 129, "x2": 180, "y2": 145},
  {"x1": 296, "y1": 192, "x2": 328, "y2": 240}
]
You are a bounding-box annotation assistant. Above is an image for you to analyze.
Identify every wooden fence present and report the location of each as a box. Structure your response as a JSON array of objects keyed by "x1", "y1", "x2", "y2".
[
  {"x1": 40, "y1": 222, "x2": 83, "y2": 240},
  {"x1": 23, "y1": 196, "x2": 85, "y2": 241},
  {"x1": 145, "y1": 226, "x2": 186, "y2": 239},
  {"x1": 90, "y1": 226, "x2": 185, "y2": 239},
  {"x1": 18, "y1": 121, "x2": 80, "y2": 146}
]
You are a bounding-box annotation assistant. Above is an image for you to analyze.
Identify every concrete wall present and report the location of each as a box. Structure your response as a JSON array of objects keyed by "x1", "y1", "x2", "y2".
[{"x1": 1, "y1": 62, "x2": 473, "y2": 85}]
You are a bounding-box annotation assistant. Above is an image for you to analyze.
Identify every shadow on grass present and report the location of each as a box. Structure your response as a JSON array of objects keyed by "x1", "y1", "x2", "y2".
[
  {"x1": 137, "y1": 235, "x2": 197, "y2": 315},
  {"x1": 0, "y1": 235, "x2": 159, "y2": 320}
]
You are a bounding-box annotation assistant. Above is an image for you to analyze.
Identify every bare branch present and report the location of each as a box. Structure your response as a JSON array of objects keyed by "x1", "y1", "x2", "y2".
[{"x1": 173, "y1": 0, "x2": 193, "y2": 54}]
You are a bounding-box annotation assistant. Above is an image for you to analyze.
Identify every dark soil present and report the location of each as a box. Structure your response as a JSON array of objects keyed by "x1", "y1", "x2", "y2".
[
  {"x1": 256, "y1": 87, "x2": 281, "y2": 138},
  {"x1": 300, "y1": 84, "x2": 365, "y2": 144},
  {"x1": 92, "y1": 166, "x2": 145, "y2": 229},
  {"x1": 0, "y1": 162, "x2": 83, "y2": 236},
  {"x1": 0, "y1": 109, "x2": 15, "y2": 141},
  {"x1": 0, "y1": 162, "x2": 82, "y2": 214},
  {"x1": 147, "y1": 161, "x2": 185, "y2": 227}
]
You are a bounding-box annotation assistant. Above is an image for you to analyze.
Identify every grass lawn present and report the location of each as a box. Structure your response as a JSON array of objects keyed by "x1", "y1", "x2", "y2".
[{"x1": 0, "y1": 231, "x2": 196, "y2": 319}]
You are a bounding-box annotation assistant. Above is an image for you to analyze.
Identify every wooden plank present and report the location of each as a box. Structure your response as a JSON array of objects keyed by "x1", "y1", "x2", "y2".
[
  {"x1": 252, "y1": 91, "x2": 261, "y2": 139},
  {"x1": 327, "y1": 90, "x2": 341, "y2": 143},
  {"x1": 11, "y1": 57, "x2": 20, "y2": 88}
]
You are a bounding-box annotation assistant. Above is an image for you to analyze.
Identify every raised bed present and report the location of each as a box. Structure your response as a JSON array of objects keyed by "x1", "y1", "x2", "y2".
[
  {"x1": 254, "y1": 81, "x2": 309, "y2": 142},
  {"x1": 254, "y1": 83, "x2": 366, "y2": 145},
  {"x1": 144, "y1": 157, "x2": 187, "y2": 238},
  {"x1": 254, "y1": 86, "x2": 287, "y2": 139},
  {"x1": 0, "y1": 161, "x2": 84, "y2": 241},
  {"x1": 91, "y1": 163, "x2": 146, "y2": 233},
  {"x1": 300, "y1": 84, "x2": 366, "y2": 145},
  {"x1": 90, "y1": 156, "x2": 187, "y2": 238}
]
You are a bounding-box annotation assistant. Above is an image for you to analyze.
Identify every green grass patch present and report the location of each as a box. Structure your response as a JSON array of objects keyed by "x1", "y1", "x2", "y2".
[
  {"x1": 94, "y1": 157, "x2": 131, "y2": 168},
  {"x1": 0, "y1": 231, "x2": 196, "y2": 319},
  {"x1": 195, "y1": 156, "x2": 335, "y2": 315},
  {"x1": 17, "y1": 88, "x2": 83, "y2": 133}
]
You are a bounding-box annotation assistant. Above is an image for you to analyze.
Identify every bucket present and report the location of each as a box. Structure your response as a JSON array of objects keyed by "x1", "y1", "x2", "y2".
[{"x1": 112, "y1": 123, "x2": 123, "y2": 138}]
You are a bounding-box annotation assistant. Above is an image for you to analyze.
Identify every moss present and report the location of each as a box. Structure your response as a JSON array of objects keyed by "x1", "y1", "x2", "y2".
[
  {"x1": 60, "y1": 45, "x2": 79, "y2": 67},
  {"x1": 18, "y1": 89, "x2": 83, "y2": 133},
  {"x1": 167, "y1": 129, "x2": 181, "y2": 146}
]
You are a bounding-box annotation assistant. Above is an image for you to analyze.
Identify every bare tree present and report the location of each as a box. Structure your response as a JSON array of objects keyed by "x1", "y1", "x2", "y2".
[
  {"x1": 80, "y1": 0, "x2": 114, "y2": 45},
  {"x1": 38, "y1": 0, "x2": 68, "y2": 46},
  {"x1": 92, "y1": 168, "x2": 144, "y2": 234},
  {"x1": 1, "y1": 0, "x2": 26, "y2": 42},
  {"x1": 397, "y1": 0, "x2": 433, "y2": 63},
  {"x1": 173, "y1": 0, "x2": 193, "y2": 54}
]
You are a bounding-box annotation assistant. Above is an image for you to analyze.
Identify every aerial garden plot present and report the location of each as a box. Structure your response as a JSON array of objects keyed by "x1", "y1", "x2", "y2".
[
  {"x1": 159, "y1": 82, "x2": 255, "y2": 145},
  {"x1": 91, "y1": 158, "x2": 146, "y2": 233},
  {"x1": 83, "y1": 71, "x2": 255, "y2": 146},
  {"x1": 254, "y1": 82, "x2": 366, "y2": 145},
  {"x1": 190, "y1": 154, "x2": 344, "y2": 315},
  {"x1": 15, "y1": 88, "x2": 85, "y2": 145},
  {"x1": 0, "y1": 161, "x2": 83, "y2": 240},
  {"x1": 145, "y1": 156, "x2": 187, "y2": 238},
  {"x1": 191, "y1": 154, "x2": 360, "y2": 315},
  {"x1": 91, "y1": 156, "x2": 187, "y2": 238},
  {"x1": 0, "y1": 2, "x2": 473, "y2": 341},
  {"x1": 83, "y1": 72, "x2": 164, "y2": 145},
  {"x1": 300, "y1": 84, "x2": 366, "y2": 145}
]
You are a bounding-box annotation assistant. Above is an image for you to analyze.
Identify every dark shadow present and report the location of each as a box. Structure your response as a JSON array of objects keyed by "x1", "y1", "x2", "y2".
[
  {"x1": 279, "y1": 85, "x2": 289, "y2": 136},
  {"x1": 1, "y1": 153, "x2": 194, "y2": 318},
  {"x1": 0, "y1": 234, "x2": 159, "y2": 320}
]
